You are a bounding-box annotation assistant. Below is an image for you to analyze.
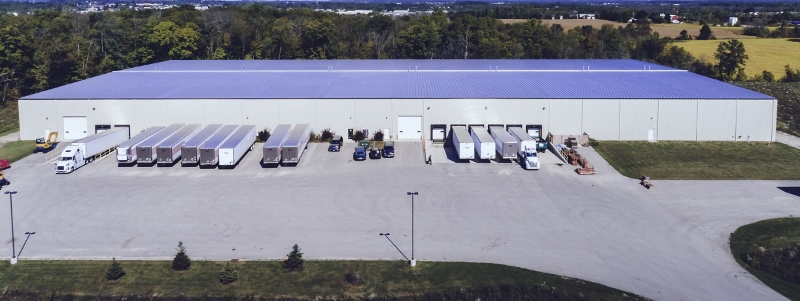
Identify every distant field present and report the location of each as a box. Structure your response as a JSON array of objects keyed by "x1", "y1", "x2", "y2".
[
  {"x1": 500, "y1": 19, "x2": 748, "y2": 39},
  {"x1": 673, "y1": 39, "x2": 800, "y2": 77}
]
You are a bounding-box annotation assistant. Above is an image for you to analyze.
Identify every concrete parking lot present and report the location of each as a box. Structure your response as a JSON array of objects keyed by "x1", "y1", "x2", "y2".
[{"x1": 2, "y1": 140, "x2": 799, "y2": 301}]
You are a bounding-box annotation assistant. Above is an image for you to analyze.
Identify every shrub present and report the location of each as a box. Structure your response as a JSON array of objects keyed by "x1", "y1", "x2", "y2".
[
  {"x1": 346, "y1": 269, "x2": 363, "y2": 285},
  {"x1": 257, "y1": 128, "x2": 271, "y2": 143},
  {"x1": 372, "y1": 130, "x2": 384, "y2": 141},
  {"x1": 352, "y1": 129, "x2": 366, "y2": 142},
  {"x1": 309, "y1": 130, "x2": 321, "y2": 142},
  {"x1": 172, "y1": 242, "x2": 191, "y2": 271},
  {"x1": 218, "y1": 261, "x2": 239, "y2": 285},
  {"x1": 105, "y1": 257, "x2": 125, "y2": 281},
  {"x1": 321, "y1": 128, "x2": 334, "y2": 142},
  {"x1": 284, "y1": 244, "x2": 304, "y2": 272}
]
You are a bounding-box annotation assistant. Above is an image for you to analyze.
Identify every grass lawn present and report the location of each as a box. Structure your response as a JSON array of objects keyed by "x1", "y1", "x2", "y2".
[
  {"x1": 673, "y1": 38, "x2": 800, "y2": 77},
  {"x1": 0, "y1": 260, "x2": 643, "y2": 300},
  {"x1": 592, "y1": 141, "x2": 800, "y2": 180},
  {"x1": 0, "y1": 140, "x2": 35, "y2": 163},
  {"x1": 501, "y1": 19, "x2": 748, "y2": 39},
  {"x1": 730, "y1": 218, "x2": 800, "y2": 300}
]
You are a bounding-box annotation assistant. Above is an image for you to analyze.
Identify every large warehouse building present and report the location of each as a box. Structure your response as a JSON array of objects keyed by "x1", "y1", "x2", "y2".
[{"x1": 19, "y1": 59, "x2": 776, "y2": 142}]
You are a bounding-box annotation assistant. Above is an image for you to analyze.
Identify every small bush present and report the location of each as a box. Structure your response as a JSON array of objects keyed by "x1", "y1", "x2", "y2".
[
  {"x1": 309, "y1": 130, "x2": 321, "y2": 142},
  {"x1": 346, "y1": 269, "x2": 363, "y2": 285},
  {"x1": 321, "y1": 128, "x2": 334, "y2": 142},
  {"x1": 218, "y1": 261, "x2": 239, "y2": 285},
  {"x1": 257, "y1": 128, "x2": 271, "y2": 143},
  {"x1": 172, "y1": 242, "x2": 191, "y2": 271},
  {"x1": 284, "y1": 244, "x2": 304, "y2": 272},
  {"x1": 588, "y1": 139, "x2": 600, "y2": 147},
  {"x1": 105, "y1": 258, "x2": 125, "y2": 281},
  {"x1": 352, "y1": 129, "x2": 366, "y2": 142},
  {"x1": 372, "y1": 130, "x2": 384, "y2": 141}
]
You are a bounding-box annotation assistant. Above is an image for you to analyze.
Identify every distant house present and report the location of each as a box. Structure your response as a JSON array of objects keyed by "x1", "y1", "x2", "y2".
[
  {"x1": 577, "y1": 14, "x2": 596, "y2": 19},
  {"x1": 671, "y1": 15, "x2": 680, "y2": 24},
  {"x1": 728, "y1": 17, "x2": 739, "y2": 26}
]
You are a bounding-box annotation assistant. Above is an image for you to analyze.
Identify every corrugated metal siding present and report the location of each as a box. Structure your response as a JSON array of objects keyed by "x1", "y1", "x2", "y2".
[
  {"x1": 168, "y1": 99, "x2": 204, "y2": 125},
  {"x1": 204, "y1": 99, "x2": 241, "y2": 125},
  {"x1": 19, "y1": 99, "x2": 57, "y2": 140},
  {"x1": 317, "y1": 99, "x2": 355, "y2": 137},
  {"x1": 619, "y1": 99, "x2": 658, "y2": 140},
  {"x1": 280, "y1": 99, "x2": 316, "y2": 126},
  {"x1": 355, "y1": 99, "x2": 392, "y2": 136},
  {"x1": 135, "y1": 99, "x2": 169, "y2": 130},
  {"x1": 582, "y1": 99, "x2": 620, "y2": 140},
  {"x1": 550, "y1": 99, "x2": 582, "y2": 135},
  {"x1": 697, "y1": 100, "x2": 737, "y2": 141},
  {"x1": 242, "y1": 99, "x2": 280, "y2": 132},
  {"x1": 737, "y1": 99, "x2": 775, "y2": 141},
  {"x1": 658, "y1": 99, "x2": 697, "y2": 141}
]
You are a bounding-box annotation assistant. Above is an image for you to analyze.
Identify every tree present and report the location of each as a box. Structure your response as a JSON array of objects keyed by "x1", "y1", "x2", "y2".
[
  {"x1": 714, "y1": 39, "x2": 748, "y2": 81},
  {"x1": 105, "y1": 257, "x2": 125, "y2": 280},
  {"x1": 218, "y1": 261, "x2": 239, "y2": 284},
  {"x1": 698, "y1": 24, "x2": 714, "y2": 40},
  {"x1": 677, "y1": 29, "x2": 691, "y2": 40},
  {"x1": 172, "y1": 241, "x2": 191, "y2": 271},
  {"x1": 284, "y1": 244, "x2": 304, "y2": 272}
]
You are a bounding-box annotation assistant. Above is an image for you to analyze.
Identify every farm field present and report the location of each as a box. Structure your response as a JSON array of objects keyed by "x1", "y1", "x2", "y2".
[
  {"x1": 500, "y1": 19, "x2": 749, "y2": 39},
  {"x1": 674, "y1": 38, "x2": 800, "y2": 77}
]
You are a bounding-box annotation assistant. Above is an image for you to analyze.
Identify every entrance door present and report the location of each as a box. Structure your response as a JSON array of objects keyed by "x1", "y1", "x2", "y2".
[
  {"x1": 63, "y1": 116, "x2": 88, "y2": 140},
  {"x1": 397, "y1": 116, "x2": 422, "y2": 140}
]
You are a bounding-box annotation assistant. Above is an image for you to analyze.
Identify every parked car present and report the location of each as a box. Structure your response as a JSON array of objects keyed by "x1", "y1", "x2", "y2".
[
  {"x1": 358, "y1": 139, "x2": 370, "y2": 149},
  {"x1": 382, "y1": 142, "x2": 395, "y2": 158},
  {"x1": 0, "y1": 158, "x2": 10, "y2": 170},
  {"x1": 369, "y1": 147, "x2": 382, "y2": 159},
  {"x1": 328, "y1": 135, "x2": 343, "y2": 152},
  {"x1": 353, "y1": 146, "x2": 367, "y2": 161}
]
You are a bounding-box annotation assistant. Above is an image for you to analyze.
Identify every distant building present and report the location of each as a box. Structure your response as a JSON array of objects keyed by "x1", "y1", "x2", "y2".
[
  {"x1": 728, "y1": 17, "x2": 739, "y2": 26},
  {"x1": 671, "y1": 15, "x2": 680, "y2": 24},
  {"x1": 576, "y1": 13, "x2": 595, "y2": 19}
]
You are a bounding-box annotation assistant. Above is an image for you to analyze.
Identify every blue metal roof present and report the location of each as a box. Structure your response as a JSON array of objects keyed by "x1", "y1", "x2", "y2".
[{"x1": 22, "y1": 59, "x2": 774, "y2": 100}]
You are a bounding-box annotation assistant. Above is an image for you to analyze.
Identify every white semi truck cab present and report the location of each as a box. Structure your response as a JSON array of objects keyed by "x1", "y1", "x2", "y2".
[
  {"x1": 520, "y1": 148, "x2": 540, "y2": 170},
  {"x1": 55, "y1": 146, "x2": 86, "y2": 174}
]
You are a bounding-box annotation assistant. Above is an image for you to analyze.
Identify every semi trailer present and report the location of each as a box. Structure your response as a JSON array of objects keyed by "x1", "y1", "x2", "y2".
[
  {"x1": 116, "y1": 126, "x2": 164, "y2": 163},
  {"x1": 262, "y1": 124, "x2": 293, "y2": 165},
  {"x1": 489, "y1": 126, "x2": 518, "y2": 160},
  {"x1": 470, "y1": 126, "x2": 495, "y2": 160},
  {"x1": 282, "y1": 124, "x2": 311, "y2": 164},
  {"x1": 451, "y1": 126, "x2": 474, "y2": 160},
  {"x1": 181, "y1": 124, "x2": 222, "y2": 165},
  {"x1": 219, "y1": 125, "x2": 256, "y2": 167},
  {"x1": 135, "y1": 124, "x2": 184, "y2": 164},
  {"x1": 56, "y1": 127, "x2": 129, "y2": 174},
  {"x1": 199, "y1": 125, "x2": 239, "y2": 166},
  {"x1": 156, "y1": 124, "x2": 202, "y2": 165},
  {"x1": 508, "y1": 127, "x2": 540, "y2": 170}
]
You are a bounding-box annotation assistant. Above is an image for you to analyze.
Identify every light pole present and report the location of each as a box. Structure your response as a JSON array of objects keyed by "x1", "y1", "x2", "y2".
[
  {"x1": 379, "y1": 233, "x2": 409, "y2": 261},
  {"x1": 5, "y1": 190, "x2": 16, "y2": 264},
  {"x1": 17, "y1": 232, "x2": 35, "y2": 259},
  {"x1": 406, "y1": 192, "x2": 418, "y2": 266}
]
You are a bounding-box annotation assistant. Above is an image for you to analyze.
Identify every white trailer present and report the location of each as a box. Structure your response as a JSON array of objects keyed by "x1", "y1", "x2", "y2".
[
  {"x1": 199, "y1": 125, "x2": 239, "y2": 166},
  {"x1": 508, "y1": 127, "x2": 540, "y2": 170},
  {"x1": 116, "y1": 126, "x2": 164, "y2": 163},
  {"x1": 156, "y1": 124, "x2": 202, "y2": 165},
  {"x1": 135, "y1": 124, "x2": 184, "y2": 164},
  {"x1": 219, "y1": 125, "x2": 256, "y2": 167},
  {"x1": 56, "y1": 127, "x2": 129, "y2": 174},
  {"x1": 181, "y1": 124, "x2": 222, "y2": 165},
  {"x1": 489, "y1": 126, "x2": 518, "y2": 160},
  {"x1": 451, "y1": 126, "x2": 474, "y2": 160},
  {"x1": 262, "y1": 124, "x2": 293, "y2": 165},
  {"x1": 282, "y1": 124, "x2": 311, "y2": 164},
  {"x1": 470, "y1": 126, "x2": 495, "y2": 160}
]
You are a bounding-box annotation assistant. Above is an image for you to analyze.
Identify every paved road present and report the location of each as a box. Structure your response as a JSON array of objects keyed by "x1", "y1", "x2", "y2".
[
  {"x1": 1, "y1": 141, "x2": 798, "y2": 301},
  {"x1": 777, "y1": 131, "x2": 800, "y2": 150}
]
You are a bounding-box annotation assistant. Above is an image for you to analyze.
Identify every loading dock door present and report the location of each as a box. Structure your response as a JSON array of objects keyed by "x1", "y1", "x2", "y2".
[
  {"x1": 398, "y1": 116, "x2": 422, "y2": 140},
  {"x1": 63, "y1": 116, "x2": 88, "y2": 140}
]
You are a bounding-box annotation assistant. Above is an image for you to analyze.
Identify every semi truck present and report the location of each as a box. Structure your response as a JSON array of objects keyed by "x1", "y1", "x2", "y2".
[
  {"x1": 508, "y1": 127, "x2": 541, "y2": 170},
  {"x1": 470, "y1": 126, "x2": 495, "y2": 160},
  {"x1": 156, "y1": 124, "x2": 202, "y2": 165},
  {"x1": 56, "y1": 127, "x2": 129, "y2": 174},
  {"x1": 181, "y1": 124, "x2": 222, "y2": 165},
  {"x1": 117, "y1": 127, "x2": 165, "y2": 163},
  {"x1": 199, "y1": 125, "x2": 239, "y2": 166},
  {"x1": 282, "y1": 124, "x2": 311, "y2": 164},
  {"x1": 136, "y1": 124, "x2": 184, "y2": 164},
  {"x1": 262, "y1": 124, "x2": 293, "y2": 165},
  {"x1": 489, "y1": 126, "x2": 518, "y2": 160},
  {"x1": 451, "y1": 126, "x2": 474, "y2": 160},
  {"x1": 219, "y1": 125, "x2": 256, "y2": 167}
]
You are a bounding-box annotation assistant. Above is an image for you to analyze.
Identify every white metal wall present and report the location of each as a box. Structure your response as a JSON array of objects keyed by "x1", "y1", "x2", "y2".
[
  {"x1": 549, "y1": 99, "x2": 582, "y2": 136},
  {"x1": 697, "y1": 100, "x2": 737, "y2": 141},
  {"x1": 582, "y1": 99, "x2": 620, "y2": 140},
  {"x1": 619, "y1": 99, "x2": 659, "y2": 141},
  {"x1": 737, "y1": 99, "x2": 776, "y2": 141},
  {"x1": 658, "y1": 99, "x2": 698, "y2": 141}
]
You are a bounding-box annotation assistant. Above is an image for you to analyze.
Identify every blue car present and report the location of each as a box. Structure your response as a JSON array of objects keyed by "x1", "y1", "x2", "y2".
[{"x1": 353, "y1": 146, "x2": 367, "y2": 161}]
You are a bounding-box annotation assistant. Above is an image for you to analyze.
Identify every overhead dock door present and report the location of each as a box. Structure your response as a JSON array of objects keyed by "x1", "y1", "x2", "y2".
[
  {"x1": 398, "y1": 116, "x2": 422, "y2": 140},
  {"x1": 63, "y1": 116, "x2": 88, "y2": 140}
]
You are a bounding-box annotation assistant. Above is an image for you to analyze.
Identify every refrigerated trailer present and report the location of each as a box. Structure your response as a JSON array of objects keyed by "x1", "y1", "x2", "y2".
[
  {"x1": 262, "y1": 124, "x2": 293, "y2": 165},
  {"x1": 136, "y1": 124, "x2": 184, "y2": 164},
  {"x1": 489, "y1": 126, "x2": 518, "y2": 160},
  {"x1": 219, "y1": 125, "x2": 256, "y2": 167},
  {"x1": 282, "y1": 124, "x2": 311, "y2": 164},
  {"x1": 116, "y1": 126, "x2": 164, "y2": 163},
  {"x1": 508, "y1": 127, "x2": 540, "y2": 170},
  {"x1": 470, "y1": 126, "x2": 495, "y2": 160},
  {"x1": 451, "y1": 126, "x2": 474, "y2": 160},
  {"x1": 56, "y1": 127, "x2": 129, "y2": 174},
  {"x1": 199, "y1": 125, "x2": 239, "y2": 166},
  {"x1": 156, "y1": 124, "x2": 202, "y2": 165},
  {"x1": 181, "y1": 124, "x2": 222, "y2": 165}
]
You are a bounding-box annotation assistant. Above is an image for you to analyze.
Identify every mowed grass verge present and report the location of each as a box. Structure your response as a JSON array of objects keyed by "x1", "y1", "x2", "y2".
[
  {"x1": 0, "y1": 260, "x2": 644, "y2": 300},
  {"x1": 0, "y1": 140, "x2": 35, "y2": 163},
  {"x1": 730, "y1": 218, "x2": 800, "y2": 300},
  {"x1": 673, "y1": 38, "x2": 800, "y2": 77},
  {"x1": 592, "y1": 141, "x2": 800, "y2": 180}
]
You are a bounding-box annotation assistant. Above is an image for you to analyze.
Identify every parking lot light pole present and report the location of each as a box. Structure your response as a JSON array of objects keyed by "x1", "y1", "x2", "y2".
[
  {"x1": 5, "y1": 191, "x2": 17, "y2": 264},
  {"x1": 379, "y1": 233, "x2": 409, "y2": 261},
  {"x1": 406, "y1": 192, "x2": 418, "y2": 267},
  {"x1": 17, "y1": 232, "x2": 35, "y2": 258}
]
